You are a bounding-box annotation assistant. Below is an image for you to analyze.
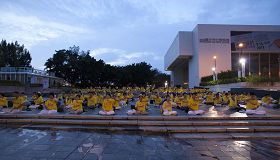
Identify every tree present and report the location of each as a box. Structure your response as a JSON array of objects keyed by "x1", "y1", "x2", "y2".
[
  {"x1": 45, "y1": 45, "x2": 170, "y2": 87},
  {"x1": 0, "y1": 40, "x2": 32, "y2": 67}
]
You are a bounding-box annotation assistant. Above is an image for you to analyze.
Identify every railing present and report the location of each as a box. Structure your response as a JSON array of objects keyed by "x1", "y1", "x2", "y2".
[{"x1": 0, "y1": 67, "x2": 55, "y2": 77}]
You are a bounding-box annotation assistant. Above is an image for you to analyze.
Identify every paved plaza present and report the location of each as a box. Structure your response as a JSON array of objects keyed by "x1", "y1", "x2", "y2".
[{"x1": 0, "y1": 126, "x2": 280, "y2": 160}]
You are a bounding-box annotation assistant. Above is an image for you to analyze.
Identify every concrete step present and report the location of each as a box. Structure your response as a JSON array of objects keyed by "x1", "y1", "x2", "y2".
[
  {"x1": 2, "y1": 118, "x2": 280, "y2": 127},
  {"x1": 171, "y1": 132, "x2": 280, "y2": 139},
  {"x1": 17, "y1": 124, "x2": 280, "y2": 136},
  {"x1": 1, "y1": 114, "x2": 280, "y2": 121},
  {"x1": 1, "y1": 118, "x2": 280, "y2": 127}
]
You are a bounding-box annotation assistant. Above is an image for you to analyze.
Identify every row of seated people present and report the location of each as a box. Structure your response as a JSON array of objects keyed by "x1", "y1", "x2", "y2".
[{"x1": 0, "y1": 91, "x2": 279, "y2": 116}]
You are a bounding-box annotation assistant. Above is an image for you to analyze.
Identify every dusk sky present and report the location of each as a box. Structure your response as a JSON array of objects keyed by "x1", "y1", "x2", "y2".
[{"x1": 1, "y1": 0, "x2": 280, "y2": 71}]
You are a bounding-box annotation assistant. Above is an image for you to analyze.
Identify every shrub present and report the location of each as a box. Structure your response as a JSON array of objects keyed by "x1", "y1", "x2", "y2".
[{"x1": 0, "y1": 80, "x2": 24, "y2": 86}]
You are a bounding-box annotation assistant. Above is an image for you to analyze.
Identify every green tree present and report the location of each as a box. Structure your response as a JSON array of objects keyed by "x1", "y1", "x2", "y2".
[
  {"x1": 0, "y1": 40, "x2": 32, "y2": 67},
  {"x1": 45, "y1": 46, "x2": 170, "y2": 87}
]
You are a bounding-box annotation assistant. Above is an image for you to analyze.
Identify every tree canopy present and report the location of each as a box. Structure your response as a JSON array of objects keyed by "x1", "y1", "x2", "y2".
[
  {"x1": 45, "y1": 46, "x2": 169, "y2": 87},
  {"x1": 0, "y1": 40, "x2": 32, "y2": 67}
]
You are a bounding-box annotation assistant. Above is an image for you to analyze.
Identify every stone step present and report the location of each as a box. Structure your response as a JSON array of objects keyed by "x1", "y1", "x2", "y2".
[
  {"x1": 19, "y1": 124, "x2": 280, "y2": 135},
  {"x1": 1, "y1": 114, "x2": 280, "y2": 121},
  {"x1": 2, "y1": 118, "x2": 280, "y2": 127},
  {"x1": 171, "y1": 132, "x2": 280, "y2": 139}
]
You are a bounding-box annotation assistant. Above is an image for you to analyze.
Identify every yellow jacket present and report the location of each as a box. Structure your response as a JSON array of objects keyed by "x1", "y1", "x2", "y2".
[
  {"x1": 188, "y1": 98, "x2": 199, "y2": 111},
  {"x1": 102, "y1": 98, "x2": 114, "y2": 111},
  {"x1": 246, "y1": 99, "x2": 259, "y2": 110},
  {"x1": 45, "y1": 99, "x2": 57, "y2": 110},
  {"x1": 0, "y1": 97, "x2": 8, "y2": 106},
  {"x1": 136, "y1": 101, "x2": 147, "y2": 112},
  {"x1": 34, "y1": 96, "x2": 44, "y2": 105},
  {"x1": 162, "y1": 101, "x2": 172, "y2": 111},
  {"x1": 12, "y1": 97, "x2": 25, "y2": 109},
  {"x1": 72, "y1": 100, "x2": 83, "y2": 111}
]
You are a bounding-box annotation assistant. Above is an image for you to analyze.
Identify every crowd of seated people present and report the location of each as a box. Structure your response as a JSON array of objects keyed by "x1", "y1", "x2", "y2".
[{"x1": 0, "y1": 87, "x2": 279, "y2": 116}]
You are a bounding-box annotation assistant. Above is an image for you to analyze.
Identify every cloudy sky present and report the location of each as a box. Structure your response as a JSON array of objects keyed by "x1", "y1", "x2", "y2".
[{"x1": 0, "y1": 0, "x2": 279, "y2": 71}]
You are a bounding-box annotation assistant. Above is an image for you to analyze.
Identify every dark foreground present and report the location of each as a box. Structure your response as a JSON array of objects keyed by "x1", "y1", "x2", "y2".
[{"x1": 0, "y1": 127, "x2": 280, "y2": 160}]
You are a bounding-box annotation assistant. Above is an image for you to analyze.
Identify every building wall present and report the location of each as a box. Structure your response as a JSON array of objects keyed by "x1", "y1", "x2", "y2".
[
  {"x1": 188, "y1": 26, "x2": 200, "y2": 87},
  {"x1": 165, "y1": 24, "x2": 280, "y2": 88}
]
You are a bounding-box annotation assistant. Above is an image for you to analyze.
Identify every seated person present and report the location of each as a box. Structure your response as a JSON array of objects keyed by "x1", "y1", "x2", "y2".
[
  {"x1": 87, "y1": 92, "x2": 98, "y2": 109},
  {"x1": 127, "y1": 95, "x2": 148, "y2": 115},
  {"x1": 118, "y1": 93, "x2": 127, "y2": 107},
  {"x1": 113, "y1": 94, "x2": 121, "y2": 110},
  {"x1": 20, "y1": 92, "x2": 30, "y2": 109},
  {"x1": 4, "y1": 92, "x2": 25, "y2": 114},
  {"x1": 99, "y1": 94, "x2": 115, "y2": 115},
  {"x1": 29, "y1": 92, "x2": 44, "y2": 109},
  {"x1": 39, "y1": 93, "x2": 58, "y2": 115},
  {"x1": 261, "y1": 94, "x2": 278, "y2": 108},
  {"x1": 154, "y1": 94, "x2": 162, "y2": 107},
  {"x1": 180, "y1": 93, "x2": 190, "y2": 111},
  {"x1": 161, "y1": 95, "x2": 177, "y2": 116},
  {"x1": 213, "y1": 93, "x2": 223, "y2": 107},
  {"x1": 187, "y1": 94, "x2": 204, "y2": 115},
  {"x1": 0, "y1": 93, "x2": 8, "y2": 110},
  {"x1": 245, "y1": 93, "x2": 266, "y2": 115},
  {"x1": 204, "y1": 92, "x2": 214, "y2": 105},
  {"x1": 66, "y1": 95, "x2": 83, "y2": 114},
  {"x1": 222, "y1": 92, "x2": 229, "y2": 105},
  {"x1": 227, "y1": 94, "x2": 246, "y2": 112}
]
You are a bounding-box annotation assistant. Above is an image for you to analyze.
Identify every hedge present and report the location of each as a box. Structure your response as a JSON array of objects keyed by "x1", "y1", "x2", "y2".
[{"x1": 0, "y1": 80, "x2": 24, "y2": 86}]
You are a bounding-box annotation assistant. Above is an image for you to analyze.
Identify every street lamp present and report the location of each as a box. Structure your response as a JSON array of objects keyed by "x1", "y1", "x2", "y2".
[
  {"x1": 212, "y1": 67, "x2": 216, "y2": 81},
  {"x1": 239, "y1": 58, "x2": 246, "y2": 78},
  {"x1": 213, "y1": 56, "x2": 218, "y2": 80},
  {"x1": 238, "y1": 42, "x2": 245, "y2": 78},
  {"x1": 213, "y1": 56, "x2": 217, "y2": 69},
  {"x1": 164, "y1": 81, "x2": 168, "y2": 88}
]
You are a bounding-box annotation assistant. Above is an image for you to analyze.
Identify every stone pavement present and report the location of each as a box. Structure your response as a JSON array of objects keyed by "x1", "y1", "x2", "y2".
[{"x1": 0, "y1": 126, "x2": 280, "y2": 160}]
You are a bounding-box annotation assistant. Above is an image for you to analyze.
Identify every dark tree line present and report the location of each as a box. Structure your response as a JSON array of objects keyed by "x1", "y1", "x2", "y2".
[
  {"x1": 0, "y1": 40, "x2": 169, "y2": 87},
  {"x1": 45, "y1": 46, "x2": 170, "y2": 87},
  {"x1": 0, "y1": 40, "x2": 32, "y2": 67}
]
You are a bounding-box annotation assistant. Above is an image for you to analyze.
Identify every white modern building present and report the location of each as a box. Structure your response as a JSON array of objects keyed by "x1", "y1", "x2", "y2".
[{"x1": 164, "y1": 24, "x2": 280, "y2": 88}]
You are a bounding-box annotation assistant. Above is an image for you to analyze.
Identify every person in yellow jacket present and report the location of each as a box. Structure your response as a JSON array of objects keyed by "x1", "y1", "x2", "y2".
[
  {"x1": 39, "y1": 93, "x2": 58, "y2": 115},
  {"x1": 66, "y1": 95, "x2": 83, "y2": 114},
  {"x1": 227, "y1": 94, "x2": 246, "y2": 113},
  {"x1": 99, "y1": 94, "x2": 115, "y2": 115},
  {"x1": 180, "y1": 93, "x2": 190, "y2": 111},
  {"x1": 87, "y1": 92, "x2": 98, "y2": 109},
  {"x1": 113, "y1": 94, "x2": 121, "y2": 110},
  {"x1": 161, "y1": 95, "x2": 177, "y2": 116},
  {"x1": 29, "y1": 92, "x2": 44, "y2": 109},
  {"x1": 0, "y1": 93, "x2": 8, "y2": 110},
  {"x1": 213, "y1": 93, "x2": 222, "y2": 107},
  {"x1": 245, "y1": 93, "x2": 266, "y2": 115},
  {"x1": 204, "y1": 92, "x2": 214, "y2": 105},
  {"x1": 4, "y1": 92, "x2": 25, "y2": 113},
  {"x1": 127, "y1": 95, "x2": 148, "y2": 115},
  {"x1": 222, "y1": 92, "x2": 229, "y2": 105},
  {"x1": 154, "y1": 94, "x2": 162, "y2": 107},
  {"x1": 261, "y1": 94, "x2": 277, "y2": 108},
  {"x1": 187, "y1": 94, "x2": 204, "y2": 115}
]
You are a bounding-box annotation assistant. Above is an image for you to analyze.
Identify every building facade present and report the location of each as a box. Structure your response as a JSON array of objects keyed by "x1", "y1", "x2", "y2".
[
  {"x1": 164, "y1": 24, "x2": 280, "y2": 88},
  {"x1": 0, "y1": 67, "x2": 62, "y2": 89}
]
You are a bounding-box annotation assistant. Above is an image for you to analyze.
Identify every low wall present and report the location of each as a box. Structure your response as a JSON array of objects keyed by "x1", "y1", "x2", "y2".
[
  {"x1": 0, "y1": 86, "x2": 63, "y2": 95},
  {"x1": 203, "y1": 82, "x2": 280, "y2": 93}
]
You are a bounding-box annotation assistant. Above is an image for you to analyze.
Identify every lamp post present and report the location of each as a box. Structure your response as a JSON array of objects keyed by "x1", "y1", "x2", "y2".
[
  {"x1": 164, "y1": 81, "x2": 168, "y2": 88},
  {"x1": 212, "y1": 67, "x2": 216, "y2": 81},
  {"x1": 238, "y1": 43, "x2": 244, "y2": 78},
  {"x1": 239, "y1": 58, "x2": 246, "y2": 78},
  {"x1": 213, "y1": 56, "x2": 217, "y2": 80}
]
